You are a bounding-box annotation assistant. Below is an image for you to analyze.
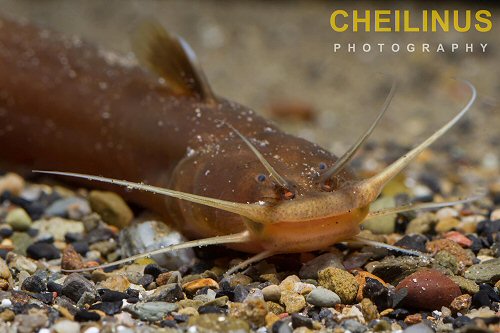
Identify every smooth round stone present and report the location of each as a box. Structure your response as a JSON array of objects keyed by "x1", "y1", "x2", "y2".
[
  {"x1": 6, "y1": 208, "x2": 32, "y2": 231},
  {"x1": 262, "y1": 284, "x2": 281, "y2": 302},
  {"x1": 306, "y1": 286, "x2": 341, "y2": 307},
  {"x1": 53, "y1": 320, "x2": 80, "y2": 333}
]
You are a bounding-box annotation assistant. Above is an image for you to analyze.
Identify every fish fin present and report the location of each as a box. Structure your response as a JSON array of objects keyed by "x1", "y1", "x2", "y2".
[{"x1": 131, "y1": 20, "x2": 215, "y2": 102}]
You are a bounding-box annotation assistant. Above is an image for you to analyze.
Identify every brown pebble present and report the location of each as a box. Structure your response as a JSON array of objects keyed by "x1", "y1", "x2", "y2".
[
  {"x1": 88, "y1": 190, "x2": 133, "y2": 228},
  {"x1": 444, "y1": 231, "x2": 473, "y2": 248},
  {"x1": 450, "y1": 294, "x2": 472, "y2": 313},
  {"x1": 156, "y1": 272, "x2": 172, "y2": 286},
  {"x1": 61, "y1": 245, "x2": 84, "y2": 271},
  {"x1": 182, "y1": 278, "x2": 219, "y2": 294},
  {"x1": 0, "y1": 308, "x2": 15, "y2": 322},
  {"x1": 360, "y1": 298, "x2": 379, "y2": 322},
  {"x1": 404, "y1": 313, "x2": 422, "y2": 325},
  {"x1": 426, "y1": 239, "x2": 474, "y2": 270},
  {"x1": 98, "y1": 275, "x2": 130, "y2": 292},
  {"x1": 396, "y1": 269, "x2": 462, "y2": 310},
  {"x1": 353, "y1": 270, "x2": 387, "y2": 302},
  {"x1": 0, "y1": 173, "x2": 24, "y2": 196}
]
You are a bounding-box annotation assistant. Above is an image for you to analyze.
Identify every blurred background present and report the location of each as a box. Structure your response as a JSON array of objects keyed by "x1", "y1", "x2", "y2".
[{"x1": 0, "y1": 0, "x2": 498, "y2": 176}]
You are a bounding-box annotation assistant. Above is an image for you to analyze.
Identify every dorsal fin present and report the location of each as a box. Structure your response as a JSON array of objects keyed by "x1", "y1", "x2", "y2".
[{"x1": 131, "y1": 20, "x2": 215, "y2": 102}]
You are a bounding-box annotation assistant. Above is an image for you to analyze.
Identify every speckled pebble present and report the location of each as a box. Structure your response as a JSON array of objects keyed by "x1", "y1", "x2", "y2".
[
  {"x1": 187, "y1": 313, "x2": 250, "y2": 333},
  {"x1": 280, "y1": 290, "x2": 306, "y2": 313},
  {"x1": 52, "y1": 320, "x2": 81, "y2": 333},
  {"x1": 464, "y1": 258, "x2": 500, "y2": 283},
  {"x1": 318, "y1": 267, "x2": 359, "y2": 304}
]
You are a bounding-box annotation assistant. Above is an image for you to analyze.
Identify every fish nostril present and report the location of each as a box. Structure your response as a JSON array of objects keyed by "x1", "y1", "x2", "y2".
[
  {"x1": 319, "y1": 162, "x2": 327, "y2": 170},
  {"x1": 256, "y1": 174, "x2": 267, "y2": 182}
]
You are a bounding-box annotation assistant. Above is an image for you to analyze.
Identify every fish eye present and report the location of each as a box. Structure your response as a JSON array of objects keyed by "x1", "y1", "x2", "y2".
[
  {"x1": 255, "y1": 174, "x2": 266, "y2": 182},
  {"x1": 319, "y1": 162, "x2": 327, "y2": 170}
]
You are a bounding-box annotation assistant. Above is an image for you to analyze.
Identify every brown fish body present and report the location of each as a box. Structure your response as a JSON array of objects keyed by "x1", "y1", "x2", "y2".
[{"x1": 0, "y1": 17, "x2": 355, "y2": 251}]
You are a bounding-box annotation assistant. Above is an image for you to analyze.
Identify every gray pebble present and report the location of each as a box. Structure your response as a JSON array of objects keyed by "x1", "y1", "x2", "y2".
[
  {"x1": 6, "y1": 208, "x2": 32, "y2": 231},
  {"x1": 144, "y1": 283, "x2": 183, "y2": 302},
  {"x1": 299, "y1": 251, "x2": 345, "y2": 279},
  {"x1": 403, "y1": 323, "x2": 434, "y2": 333},
  {"x1": 464, "y1": 258, "x2": 500, "y2": 284},
  {"x1": 306, "y1": 286, "x2": 341, "y2": 307},
  {"x1": 125, "y1": 301, "x2": 178, "y2": 321},
  {"x1": 341, "y1": 319, "x2": 367, "y2": 333},
  {"x1": 62, "y1": 273, "x2": 96, "y2": 303}
]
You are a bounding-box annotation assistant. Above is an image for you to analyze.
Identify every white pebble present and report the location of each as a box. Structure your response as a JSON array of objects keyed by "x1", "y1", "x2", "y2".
[
  {"x1": 83, "y1": 327, "x2": 100, "y2": 333},
  {"x1": 0, "y1": 298, "x2": 12, "y2": 307},
  {"x1": 490, "y1": 209, "x2": 500, "y2": 221}
]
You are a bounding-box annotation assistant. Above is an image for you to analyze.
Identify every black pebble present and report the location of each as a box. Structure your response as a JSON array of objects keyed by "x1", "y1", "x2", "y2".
[
  {"x1": 160, "y1": 320, "x2": 177, "y2": 328},
  {"x1": 215, "y1": 289, "x2": 235, "y2": 302},
  {"x1": 31, "y1": 292, "x2": 53, "y2": 304},
  {"x1": 479, "y1": 284, "x2": 500, "y2": 302},
  {"x1": 197, "y1": 305, "x2": 226, "y2": 314},
  {"x1": 65, "y1": 232, "x2": 84, "y2": 243},
  {"x1": 233, "y1": 285, "x2": 249, "y2": 303},
  {"x1": 126, "y1": 288, "x2": 140, "y2": 298},
  {"x1": 0, "y1": 227, "x2": 13, "y2": 238},
  {"x1": 138, "y1": 274, "x2": 154, "y2": 287},
  {"x1": 26, "y1": 243, "x2": 60, "y2": 260},
  {"x1": 394, "y1": 234, "x2": 428, "y2": 253},
  {"x1": 291, "y1": 313, "x2": 313, "y2": 329},
  {"x1": 476, "y1": 220, "x2": 500, "y2": 236},
  {"x1": 388, "y1": 308, "x2": 409, "y2": 320},
  {"x1": 174, "y1": 314, "x2": 189, "y2": 323},
  {"x1": 89, "y1": 301, "x2": 122, "y2": 315},
  {"x1": 26, "y1": 228, "x2": 40, "y2": 238},
  {"x1": 472, "y1": 290, "x2": 492, "y2": 308},
  {"x1": 21, "y1": 275, "x2": 47, "y2": 293},
  {"x1": 363, "y1": 277, "x2": 391, "y2": 310},
  {"x1": 47, "y1": 281, "x2": 63, "y2": 294},
  {"x1": 143, "y1": 264, "x2": 162, "y2": 279},
  {"x1": 466, "y1": 234, "x2": 483, "y2": 254},
  {"x1": 100, "y1": 289, "x2": 129, "y2": 302},
  {"x1": 453, "y1": 315, "x2": 473, "y2": 329},
  {"x1": 74, "y1": 310, "x2": 101, "y2": 322},
  {"x1": 71, "y1": 241, "x2": 89, "y2": 255},
  {"x1": 126, "y1": 297, "x2": 139, "y2": 304}
]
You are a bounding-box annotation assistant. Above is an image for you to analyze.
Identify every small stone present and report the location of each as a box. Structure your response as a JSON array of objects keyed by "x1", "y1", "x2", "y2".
[
  {"x1": 406, "y1": 212, "x2": 436, "y2": 234},
  {"x1": 426, "y1": 239, "x2": 474, "y2": 270},
  {"x1": 228, "y1": 273, "x2": 252, "y2": 287},
  {"x1": 45, "y1": 197, "x2": 90, "y2": 219},
  {"x1": 125, "y1": 301, "x2": 178, "y2": 321},
  {"x1": 14, "y1": 313, "x2": 48, "y2": 333},
  {"x1": 156, "y1": 272, "x2": 172, "y2": 286},
  {"x1": 450, "y1": 294, "x2": 472, "y2": 313},
  {"x1": 187, "y1": 313, "x2": 250, "y2": 332},
  {"x1": 403, "y1": 323, "x2": 434, "y2": 333},
  {"x1": 32, "y1": 218, "x2": 84, "y2": 241},
  {"x1": 436, "y1": 207, "x2": 459, "y2": 220},
  {"x1": 6, "y1": 208, "x2": 32, "y2": 231},
  {"x1": 145, "y1": 283, "x2": 183, "y2": 302},
  {"x1": 61, "y1": 245, "x2": 84, "y2": 271},
  {"x1": 394, "y1": 234, "x2": 428, "y2": 253},
  {"x1": 435, "y1": 217, "x2": 460, "y2": 233},
  {"x1": 291, "y1": 313, "x2": 313, "y2": 329},
  {"x1": 89, "y1": 301, "x2": 123, "y2": 315},
  {"x1": 396, "y1": 269, "x2": 461, "y2": 310},
  {"x1": 353, "y1": 270, "x2": 387, "y2": 302},
  {"x1": 53, "y1": 320, "x2": 80, "y2": 333},
  {"x1": 7, "y1": 252, "x2": 37, "y2": 274},
  {"x1": 0, "y1": 308, "x2": 15, "y2": 321},
  {"x1": 404, "y1": 313, "x2": 422, "y2": 325},
  {"x1": 62, "y1": 273, "x2": 97, "y2": 303},
  {"x1": 448, "y1": 275, "x2": 479, "y2": 294},
  {"x1": 262, "y1": 284, "x2": 281, "y2": 302},
  {"x1": 100, "y1": 289, "x2": 129, "y2": 302},
  {"x1": 299, "y1": 251, "x2": 345, "y2": 279},
  {"x1": 21, "y1": 275, "x2": 46, "y2": 293},
  {"x1": 183, "y1": 278, "x2": 219, "y2": 294},
  {"x1": 280, "y1": 290, "x2": 306, "y2": 313},
  {"x1": 365, "y1": 256, "x2": 431, "y2": 284},
  {"x1": 10, "y1": 232, "x2": 33, "y2": 256},
  {"x1": 77, "y1": 290, "x2": 98, "y2": 307},
  {"x1": 464, "y1": 258, "x2": 500, "y2": 283},
  {"x1": 0, "y1": 258, "x2": 11, "y2": 280},
  {"x1": 341, "y1": 319, "x2": 367, "y2": 333},
  {"x1": 0, "y1": 173, "x2": 24, "y2": 195},
  {"x1": 74, "y1": 310, "x2": 100, "y2": 322},
  {"x1": 360, "y1": 298, "x2": 379, "y2": 322},
  {"x1": 433, "y1": 250, "x2": 459, "y2": 275},
  {"x1": 89, "y1": 190, "x2": 133, "y2": 228},
  {"x1": 27, "y1": 242, "x2": 60, "y2": 260},
  {"x1": 318, "y1": 267, "x2": 359, "y2": 304},
  {"x1": 443, "y1": 231, "x2": 473, "y2": 248},
  {"x1": 306, "y1": 286, "x2": 341, "y2": 307},
  {"x1": 229, "y1": 298, "x2": 267, "y2": 327},
  {"x1": 98, "y1": 275, "x2": 130, "y2": 292}
]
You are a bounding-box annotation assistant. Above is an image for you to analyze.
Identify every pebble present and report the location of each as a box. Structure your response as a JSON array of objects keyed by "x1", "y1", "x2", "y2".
[
  {"x1": 62, "y1": 273, "x2": 97, "y2": 303},
  {"x1": 306, "y1": 286, "x2": 341, "y2": 307},
  {"x1": 464, "y1": 258, "x2": 500, "y2": 283},
  {"x1": 318, "y1": 267, "x2": 359, "y2": 304},
  {"x1": 145, "y1": 283, "x2": 183, "y2": 302},
  {"x1": 125, "y1": 301, "x2": 178, "y2": 321},
  {"x1": 353, "y1": 270, "x2": 387, "y2": 302},
  {"x1": 21, "y1": 275, "x2": 46, "y2": 293},
  {"x1": 394, "y1": 234, "x2": 428, "y2": 252},
  {"x1": 444, "y1": 231, "x2": 473, "y2": 248},
  {"x1": 61, "y1": 245, "x2": 84, "y2": 271},
  {"x1": 188, "y1": 313, "x2": 250, "y2": 333},
  {"x1": 450, "y1": 294, "x2": 472, "y2": 313},
  {"x1": 396, "y1": 269, "x2": 462, "y2": 310},
  {"x1": 119, "y1": 221, "x2": 194, "y2": 269},
  {"x1": 31, "y1": 218, "x2": 84, "y2": 241},
  {"x1": 6, "y1": 207, "x2": 32, "y2": 231},
  {"x1": 0, "y1": 173, "x2": 24, "y2": 195},
  {"x1": 262, "y1": 284, "x2": 281, "y2": 302},
  {"x1": 0, "y1": 258, "x2": 11, "y2": 289},
  {"x1": 14, "y1": 313, "x2": 48, "y2": 332},
  {"x1": 11, "y1": 232, "x2": 34, "y2": 256},
  {"x1": 280, "y1": 290, "x2": 306, "y2": 313},
  {"x1": 89, "y1": 190, "x2": 133, "y2": 228},
  {"x1": 74, "y1": 310, "x2": 101, "y2": 322},
  {"x1": 90, "y1": 300, "x2": 123, "y2": 315},
  {"x1": 26, "y1": 242, "x2": 61, "y2": 260},
  {"x1": 365, "y1": 256, "x2": 430, "y2": 284},
  {"x1": 403, "y1": 323, "x2": 434, "y2": 333},
  {"x1": 100, "y1": 289, "x2": 129, "y2": 302},
  {"x1": 341, "y1": 319, "x2": 367, "y2": 333},
  {"x1": 183, "y1": 278, "x2": 219, "y2": 294},
  {"x1": 406, "y1": 212, "x2": 436, "y2": 234},
  {"x1": 45, "y1": 197, "x2": 90, "y2": 219},
  {"x1": 52, "y1": 320, "x2": 81, "y2": 333},
  {"x1": 7, "y1": 253, "x2": 37, "y2": 274},
  {"x1": 435, "y1": 217, "x2": 460, "y2": 233},
  {"x1": 98, "y1": 275, "x2": 130, "y2": 292},
  {"x1": 299, "y1": 251, "x2": 345, "y2": 279},
  {"x1": 448, "y1": 275, "x2": 480, "y2": 294}
]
